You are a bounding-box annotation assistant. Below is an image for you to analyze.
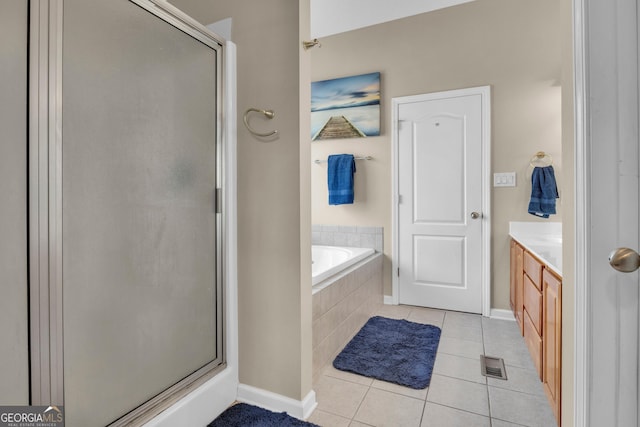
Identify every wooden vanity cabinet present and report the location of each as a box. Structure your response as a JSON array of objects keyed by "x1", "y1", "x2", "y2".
[{"x1": 510, "y1": 238, "x2": 562, "y2": 426}]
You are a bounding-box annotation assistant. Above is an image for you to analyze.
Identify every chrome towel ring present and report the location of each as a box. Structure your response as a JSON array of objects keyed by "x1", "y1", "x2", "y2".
[{"x1": 243, "y1": 108, "x2": 278, "y2": 137}]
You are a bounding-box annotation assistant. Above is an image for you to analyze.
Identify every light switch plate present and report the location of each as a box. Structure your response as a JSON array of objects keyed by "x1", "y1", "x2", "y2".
[{"x1": 493, "y1": 172, "x2": 516, "y2": 187}]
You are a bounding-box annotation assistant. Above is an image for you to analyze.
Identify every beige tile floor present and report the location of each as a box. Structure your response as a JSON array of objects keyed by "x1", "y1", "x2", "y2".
[{"x1": 308, "y1": 305, "x2": 557, "y2": 427}]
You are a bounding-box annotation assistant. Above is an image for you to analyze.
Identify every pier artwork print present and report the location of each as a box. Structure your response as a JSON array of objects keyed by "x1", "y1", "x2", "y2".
[{"x1": 311, "y1": 72, "x2": 381, "y2": 141}]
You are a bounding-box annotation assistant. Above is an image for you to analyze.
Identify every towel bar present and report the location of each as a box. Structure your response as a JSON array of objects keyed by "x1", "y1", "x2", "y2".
[{"x1": 314, "y1": 156, "x2": 372, "y2": 164}]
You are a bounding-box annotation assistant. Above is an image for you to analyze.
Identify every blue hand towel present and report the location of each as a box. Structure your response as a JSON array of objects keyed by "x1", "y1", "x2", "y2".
[
  {"x1": 528, "y1": 166, "x2": 559, "y2": 218},
  {"x1": 328, "y1": 154, "x2": 356, "y2": 205}
]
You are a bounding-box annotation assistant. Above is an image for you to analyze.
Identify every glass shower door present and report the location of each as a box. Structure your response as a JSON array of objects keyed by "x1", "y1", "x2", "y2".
[{"x1": 61, "y1": 0, "x2": 222, "y2": 425}]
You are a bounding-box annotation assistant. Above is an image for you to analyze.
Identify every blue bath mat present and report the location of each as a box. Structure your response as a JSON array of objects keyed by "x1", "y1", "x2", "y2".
[
  {"x1": 333, "y1": 316, "x2": 441, "y2": 389},
  {"x1": 208, "y1": 403, "x2": 319, "y2": 427}
]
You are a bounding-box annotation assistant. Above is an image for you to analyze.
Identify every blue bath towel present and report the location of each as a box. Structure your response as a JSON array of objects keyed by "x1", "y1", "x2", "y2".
[
  {"x1": 528, "y1": 166, "x2": 559, "y2": 218},
  {"x1": 328, "y1": 154, "x2": 356, "y2": 205}
]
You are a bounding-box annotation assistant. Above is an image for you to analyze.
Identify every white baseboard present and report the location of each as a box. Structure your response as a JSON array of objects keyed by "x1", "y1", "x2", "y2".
[
  {"x1": 237, "y1": 383, "x2": 317, "y2": 420},
  {"x1": 384, "y1": 296, "x2": 514, "y2": 322},
  {"x1": 490, "y1": 308, "x2": 515, "y2": 321}
]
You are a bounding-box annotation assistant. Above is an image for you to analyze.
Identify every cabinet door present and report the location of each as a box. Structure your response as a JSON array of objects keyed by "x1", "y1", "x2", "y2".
[
  {"x1": 524, "y1": 310, "x2": 543, "y2": 378},
  {"x1": 514, "y1": 243, "x2": 524, "y2": 334},
  {"x1": 543, "y1": 269, "x2": 561, "y2": 425}
]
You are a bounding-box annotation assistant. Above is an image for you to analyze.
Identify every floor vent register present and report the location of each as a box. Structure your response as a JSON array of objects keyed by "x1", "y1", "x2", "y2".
[{"x1": 480, "y1": 355, "x2": 507, "y2": 380}]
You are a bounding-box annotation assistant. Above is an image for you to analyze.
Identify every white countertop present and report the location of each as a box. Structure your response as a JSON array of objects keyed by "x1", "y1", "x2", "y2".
[{"x1": 509, "y1": 222, "x2": 562, "y2": 277}]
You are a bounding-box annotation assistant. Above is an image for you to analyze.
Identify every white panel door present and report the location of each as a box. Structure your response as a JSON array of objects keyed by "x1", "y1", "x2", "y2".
[
  {"x1": 578, "y1": 0, "x2": 639, "y2": 424},
  {"x1": 398, "y1": 89, "x2": 487, "y2": 313}
]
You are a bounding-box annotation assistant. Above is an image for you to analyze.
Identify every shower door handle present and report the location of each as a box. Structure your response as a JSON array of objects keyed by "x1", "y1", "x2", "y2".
[{"x1": 609, "y1": 247, "x2": 640, "y2": 273}]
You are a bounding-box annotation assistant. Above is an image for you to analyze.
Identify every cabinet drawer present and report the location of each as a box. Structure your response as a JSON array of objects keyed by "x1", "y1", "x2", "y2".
[
  {"x1": 524, "y1": 251, "x2": 543, "y2": 289},
  {"x1": 524, "y1": 274, "x2": 542, "y2": 335},
  {"x1": 524, "y1": 311, "x2": 542, "y2": 380}
]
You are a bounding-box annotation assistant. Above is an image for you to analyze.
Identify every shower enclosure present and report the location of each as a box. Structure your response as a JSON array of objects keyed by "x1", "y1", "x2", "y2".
[{"x1": 29, "y1": 0, "x2": 225, "y2": 425}]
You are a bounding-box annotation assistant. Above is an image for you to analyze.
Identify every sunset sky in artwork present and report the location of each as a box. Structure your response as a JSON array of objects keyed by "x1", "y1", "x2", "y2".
[{"x1": 311, "y1": 72, "x2": 380, "y2": 112}]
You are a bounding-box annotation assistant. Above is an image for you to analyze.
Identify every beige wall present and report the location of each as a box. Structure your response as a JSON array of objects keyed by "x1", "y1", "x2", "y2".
[
  {"x1": 310, "y1": 0, "x2": 566, "y2": 310},
  {"x1": 169, "y1": 0, "x2": 312, "y2": 401},
  {"x1": 0, "y1": 0, "x2": 29, "y2": 405}
]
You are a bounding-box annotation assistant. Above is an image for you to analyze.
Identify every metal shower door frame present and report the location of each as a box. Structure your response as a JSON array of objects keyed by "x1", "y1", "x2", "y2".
[{"x1": 28, "y1": 1, "x2": 227, "y2": 424}]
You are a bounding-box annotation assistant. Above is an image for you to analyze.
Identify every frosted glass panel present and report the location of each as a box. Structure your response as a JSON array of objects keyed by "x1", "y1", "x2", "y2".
[
  {"x1": 62, "y1": 1, "x2": 219, "y2": 425},
  {"x1": 413, "y1": 115, "x2": 465, "y2": 223},
  {"x1": 0, "y1": 0, "x2": 29, "y2": 404}
]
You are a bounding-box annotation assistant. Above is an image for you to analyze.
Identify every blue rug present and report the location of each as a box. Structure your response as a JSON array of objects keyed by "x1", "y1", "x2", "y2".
[
  {"x1": 333, "y1": 316, "x2": 441, "y2": 389},
  {"x1": 208, "y1": 403, "x2": 319, "y2": 427}
]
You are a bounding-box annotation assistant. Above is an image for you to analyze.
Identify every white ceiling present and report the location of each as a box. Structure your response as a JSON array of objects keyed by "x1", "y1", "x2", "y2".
[{"x1": 310, "y1": 0, "x2": 476, "y2": 39}]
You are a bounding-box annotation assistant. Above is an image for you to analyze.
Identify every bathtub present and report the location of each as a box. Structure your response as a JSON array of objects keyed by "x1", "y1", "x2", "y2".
[{"x1": 312, "y1": 245, "x2": 375, "y2": 286}]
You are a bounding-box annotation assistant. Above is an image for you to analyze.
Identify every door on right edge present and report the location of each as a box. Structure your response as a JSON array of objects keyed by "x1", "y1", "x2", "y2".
[
  {"x1": 584, "y1": 0, "x2": 639, "y2": 424},
  {"x1": 397, "y1": 89, "x2": 487, "y2": 314}
]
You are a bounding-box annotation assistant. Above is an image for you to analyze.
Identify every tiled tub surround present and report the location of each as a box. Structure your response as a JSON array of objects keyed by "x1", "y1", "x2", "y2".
[
  {"x1": 312, "y1": 225, "x2": 383, "y2": 253},
  {"x1": 312, "y1": 252, "x2": 383, "y2": 384}
]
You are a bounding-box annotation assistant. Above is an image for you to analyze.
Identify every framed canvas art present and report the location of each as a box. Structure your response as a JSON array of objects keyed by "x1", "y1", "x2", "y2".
[{"x1": 311, "y1": 72, "x2": 380, "y2": 141}]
